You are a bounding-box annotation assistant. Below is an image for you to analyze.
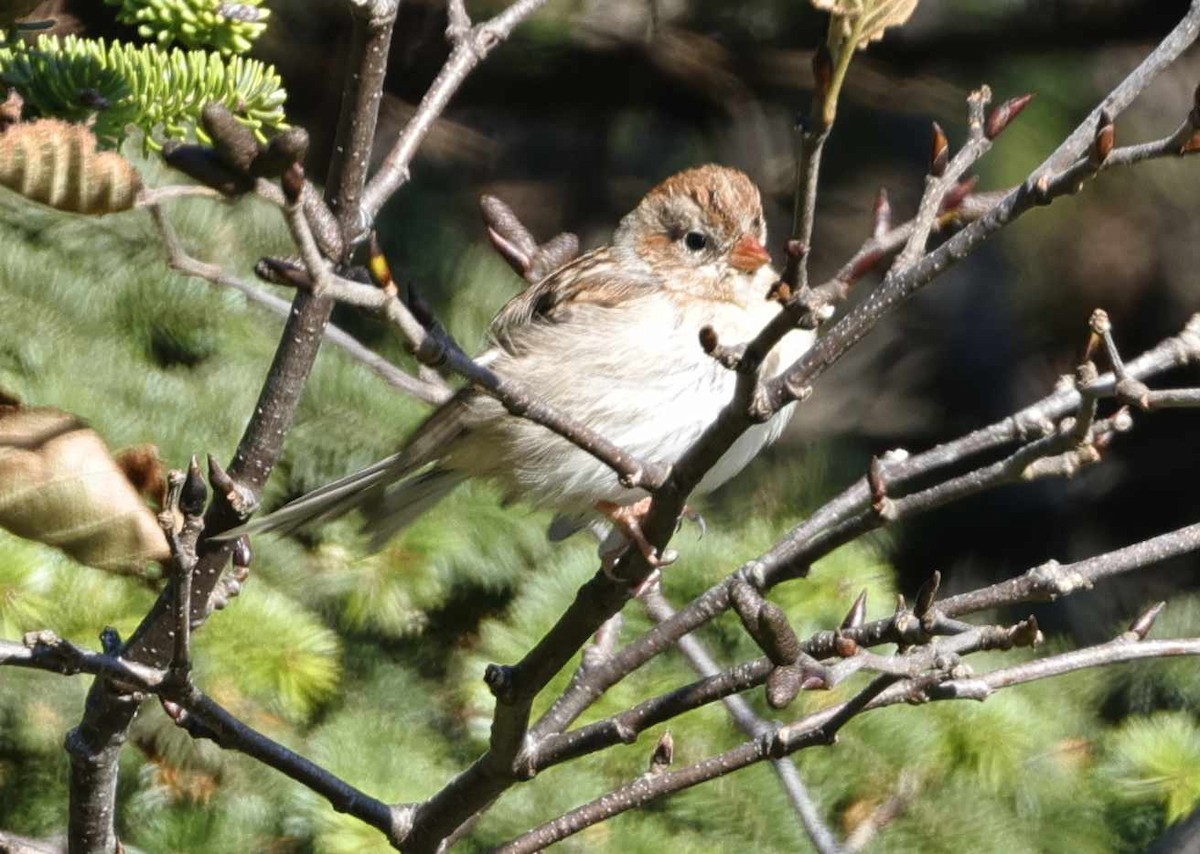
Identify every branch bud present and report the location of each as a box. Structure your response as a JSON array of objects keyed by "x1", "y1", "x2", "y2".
[
  {"x1": 206, "y1": 454, "x2": 257, "y2": 518},
  {"x1": 757, "y1": 600, "x2": 801, "y2": 666},
  {"x1": 200, "y1": 102, "x2": 260, "y2": 174},
  {"x1": 914, "y1": 570, "x2": 941, "y2": 620},
  {"x1": 281, "y1": 162, "x2": 305, "y2": 205},
  {"x1": 251, "y1": 126, "x2": 310, "y2": 179},
  {"x1": 868, "y1": 456, "x2": 888, "y2": 511},
  {"x1": 930, "y1": 122, "x2": 949, "y2": 177},
  {"x1": 368, "y1": 231, "x2": 399, "y2": 297},
  {"x1": 985, "y1": 93, "x2": 1035, "y2": 140},
  {"x1": 100, "y1": 626, "x2": 122, "y2": 655},
  {"x1": 939, "y1": 175, "x2": 978, "y2": 214},
  {"x1": 840, "y1": 589, "x2": 868, "y2": 630},
  {"x1": 834, "y1": 635, "x2": 859, "y2": 657},
  {"x1": 162, "y1": 141, "x2": 253, "y2": 196},
  {"x1": 483, "y1": 663, "x2": 516, "y2": 702},
  {"x1": 729, "y1": 579, "x2": 764, "y2": 635},
  {"x1": 301, "y1": 190, "x2": 344, "y2": 261},
  {"x1": 528, "y1": 232, "x2": 581, "y2": 282},
  {"x1": 872, "y1": 187, "x2": 891, "y2": 239},
  {"x1": 255, "y1": 256, "x2": 309, "y2": 287},
  {"x1": 180, "y1": 454, "x2": 207, "y2": 518},
  {"x1": 1126, "y1": 601, "x2": 1165, "y2": 641},
  {"x1": 232, "y1": 536, "x2": 252, "y2": 571},
  {"x1": 648, "y1": 730, "x2": 674, "y2": 774},
  {"x1": 766, "y1": 664, "x2": 803, "y2": 709},
  {"x1": 1009, "y1": 615, "x2": 1042, "y2": 648},
  {"x1": 482, "y1": 195, "x2": 539, "y2": 278},
  {"x1": 1090, "y1": 110, "x2": 1115, "y2": 167}
]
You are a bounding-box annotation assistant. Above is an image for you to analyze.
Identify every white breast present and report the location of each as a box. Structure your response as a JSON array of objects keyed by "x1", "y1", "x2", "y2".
[{"x1": 451, "y1": 275, "x2": 814, "y2": 513}]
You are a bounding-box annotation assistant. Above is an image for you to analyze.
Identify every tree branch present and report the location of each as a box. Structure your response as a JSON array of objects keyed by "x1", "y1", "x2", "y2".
[
  {"x1": 499, "y1": 635, "x2": 1200, "y2": 852},
  {"x1": 149, "y1": 203, "x2": 451, "y2": 405},
  {"x1": 64, "y1": 2, "x2": 401, "y2": 848},
  {"x1": 530, "y1": 314, "x2": 1200, "y2": 741},
  {"x1": 360, "y1": 0, "x2": 552, "y2": 223}
]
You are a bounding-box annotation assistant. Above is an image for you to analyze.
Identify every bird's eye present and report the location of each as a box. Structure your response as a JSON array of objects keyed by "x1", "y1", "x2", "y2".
[{"x1": 684, "y1": 231, "x2": 708, "y2": 252}]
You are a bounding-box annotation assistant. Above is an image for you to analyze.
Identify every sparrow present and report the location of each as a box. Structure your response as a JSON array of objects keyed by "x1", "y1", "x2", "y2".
[{"x1": 238, "y1": 165, "x2": 813, "y2": 562}]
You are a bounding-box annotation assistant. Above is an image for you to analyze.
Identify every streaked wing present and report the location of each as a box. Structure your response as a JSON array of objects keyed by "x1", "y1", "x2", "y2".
[{"x1": 489, "y1": 247, "x2": 657, "y2": 352}]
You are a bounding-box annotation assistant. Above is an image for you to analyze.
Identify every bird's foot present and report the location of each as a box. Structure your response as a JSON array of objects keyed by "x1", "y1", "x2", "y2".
[{"x1": 595, "y1": 498, "x2": 678, "y2": 584}]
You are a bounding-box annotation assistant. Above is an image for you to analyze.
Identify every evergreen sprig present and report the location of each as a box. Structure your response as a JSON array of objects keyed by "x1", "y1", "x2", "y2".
[
  {"x1": 103, "y1": 0, "x2": 270, "y2": 54},
  {"x1": 0, "y1": 33, "x2": 286, "y2": 149}
]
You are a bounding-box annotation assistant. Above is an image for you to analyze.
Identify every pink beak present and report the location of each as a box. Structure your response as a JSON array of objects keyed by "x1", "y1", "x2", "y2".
[{"x1": 729, "y1": 234, "x2": 771, "y2": 272}]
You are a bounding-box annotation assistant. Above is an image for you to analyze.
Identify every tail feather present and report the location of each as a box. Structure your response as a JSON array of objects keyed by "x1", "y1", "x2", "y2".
[
  {"x1": 219, "y1": 453, "x2": 411, "y2": 539},
  {"x1": 216, "y1": 389, "x2": 478, "y2": 544},
  {"x1": 361, "y1": 468, "x2": 466, "y2": 551}
]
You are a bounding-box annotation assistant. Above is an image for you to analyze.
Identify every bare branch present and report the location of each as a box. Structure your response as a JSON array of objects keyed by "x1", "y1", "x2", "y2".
[
  {"x1": 532, "y1": 315, "x2": 1200, "y2": 739},
  {"x1": 361, "y1": 0, "x2": 553, "y2": 223},
  {"x1": 326, "y1": 0, "x2": 399, "y2": 246},
  {"x1": 641, "y1": 588, "x2": 844, "y2": 854},
  {"x1": 763, "y1": 5, "x2": 1200, "y2": 412},
  {"x1": 149, "y1": 204, "x2": 451, "y2": 405},
  {"x1": 499, "y1": 636, "x2": 1200, "y2": 852},
  {"x1": 2, "y1": 630, "x2": 405, "y2": 846},
  {"x1": 66, "y1": 4, "x2": 403, "y2": 846}
]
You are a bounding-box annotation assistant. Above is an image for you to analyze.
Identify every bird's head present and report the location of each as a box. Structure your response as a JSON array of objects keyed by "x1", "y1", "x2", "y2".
[{"x1": 614, "y1": 164, "x2": 772, "y2": 289}]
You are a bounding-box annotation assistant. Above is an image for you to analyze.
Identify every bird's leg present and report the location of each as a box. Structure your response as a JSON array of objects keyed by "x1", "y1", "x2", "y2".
[{"x1": 595, "y1": 497, "x2": 678, "y2": 574}]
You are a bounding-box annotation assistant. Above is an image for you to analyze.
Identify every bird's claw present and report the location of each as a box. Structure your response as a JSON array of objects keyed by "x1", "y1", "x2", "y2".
[
  {"x1": 597, "y1": 498, "x2": 678, "y2": 590},
  {"x1": 677, "y1": 505, "x2": 707, "y2": 539}
]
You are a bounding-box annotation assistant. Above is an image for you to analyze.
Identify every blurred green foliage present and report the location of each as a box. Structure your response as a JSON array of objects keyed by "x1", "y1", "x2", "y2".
[
  {"x1": 0, "y1": 159, "x2": 1197, "y2": 850},
  {"x1": 1, "y1": 0, "x2": 1199, "y2": 847}
]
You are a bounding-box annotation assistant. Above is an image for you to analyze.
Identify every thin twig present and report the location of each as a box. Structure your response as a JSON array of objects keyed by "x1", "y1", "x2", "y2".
[
  {"x1": 641, "y1": 587, "x2": 844, "y2": 854},
  {"x1": 65, "y1": 4, "x2": 403, "y2": 848},
  {"x1": 148, "y1": 204, "x2": 451, "y2": 405},
  {"x1": 360, "y1": 0, "x2": 552, "y2": 222},
  {"x1": 498, "y1": 636, "x2": 1200, "y2": 852},
  {"x1": 531, "y1": 314, "x2": 1200, "y2": 741}
]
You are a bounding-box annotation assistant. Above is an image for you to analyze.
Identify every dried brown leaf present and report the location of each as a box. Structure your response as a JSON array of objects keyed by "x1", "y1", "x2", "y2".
[
  {"x1": 0, "y1": 404, "x2": 169, "y2": 573},
  {"x1": 811, "y1": 0, "x2": 919, "y2": 49}
]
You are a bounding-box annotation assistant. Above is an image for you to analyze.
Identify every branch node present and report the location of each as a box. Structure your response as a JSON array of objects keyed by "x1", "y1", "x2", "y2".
[
  {"x1": 207, "y1": 454, "x2": 258, "y2": 518},
  {"x1": 484, "y1": 663, "x2": 517, "y2": 703},
  {"x1": 1115, "y1": 377, "x2": 1152, "y2": 410}
]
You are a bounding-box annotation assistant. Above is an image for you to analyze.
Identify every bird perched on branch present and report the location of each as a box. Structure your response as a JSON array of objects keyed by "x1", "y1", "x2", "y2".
[{"x1": 237, "y1": 165, "x2": 813, "y2": 565}]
